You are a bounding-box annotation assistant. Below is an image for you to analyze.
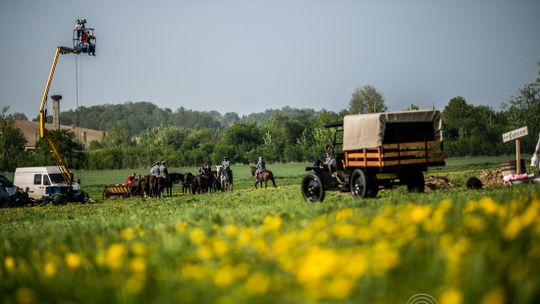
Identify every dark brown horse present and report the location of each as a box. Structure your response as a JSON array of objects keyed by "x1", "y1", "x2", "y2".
[
  {"x1": 136, "y1": 175, "x2": 151, "y2": 198},
  {"x1": 182, "y1": 173, "x2": 195, "y2": 194},
  {"x1": 160, "y1": 173, "x2": 183, "y2": 197},
  {"x1": 250, "y1": 166, "x2": 277, "y2": 188},
  {"x1": 149, "y1": 175, "x2": 159, "y2": 197},
  {"x1": 193, "y1": 172, "x2": 215, "y2": 194}
]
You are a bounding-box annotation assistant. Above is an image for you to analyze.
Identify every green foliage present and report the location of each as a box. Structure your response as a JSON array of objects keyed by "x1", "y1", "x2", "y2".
[
  {"x1": 36, "y1": 129, "x2": 87, "y2": 169},
  {"x1": 348, "y1": 85, "x2": 387, "y2": 114},
  {"x1": 0, "y1": 106, "x2": 27, "y2": 171}
]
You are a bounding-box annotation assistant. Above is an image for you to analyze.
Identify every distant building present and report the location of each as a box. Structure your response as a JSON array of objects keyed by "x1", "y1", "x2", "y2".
[{"x1": 13, "y1": 120, "x2": 105, "y2": 151}]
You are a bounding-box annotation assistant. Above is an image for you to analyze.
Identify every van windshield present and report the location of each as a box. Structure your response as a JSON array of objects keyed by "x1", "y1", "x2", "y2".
[{"x1": 49, "y1": 174, "x2": 66, "y2": 183}]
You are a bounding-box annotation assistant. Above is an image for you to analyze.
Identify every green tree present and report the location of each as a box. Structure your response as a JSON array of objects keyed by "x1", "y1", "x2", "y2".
[
  {"x1": 36, "y1": 129, "x2": 86, "y2": 169},
  {"x1": 102, "y1": 123, "x2": 133, "y2": 147},
  {"x1": 0, "y1": 106, "x2": 27, "y2": 171},
  {"x1": 502, "y1": 63, "x2": 540, "y2": 152},
  {"x1": 348, "y1": 85, "x2": 387, "y2": 114},
  {"x1": 405, "y1": 104, "x2": 419, "y2": 110}
]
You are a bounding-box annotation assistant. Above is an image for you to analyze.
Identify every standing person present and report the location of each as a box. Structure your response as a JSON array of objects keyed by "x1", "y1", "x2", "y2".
[
  {"x1": 533, "y1": 131, "x2": 540, "y2": 177},
  {"x1": 74, "y1": 19, "x2": 86, "y2": 40},
  {"x1": 255, "y1": 156, "x2": 266, "y2": 179}
]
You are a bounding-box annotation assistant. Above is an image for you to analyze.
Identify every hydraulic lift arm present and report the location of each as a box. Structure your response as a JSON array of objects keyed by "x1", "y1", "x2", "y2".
[{"x1": 38, "y1": 46, "x2": 81, "y2": 185}]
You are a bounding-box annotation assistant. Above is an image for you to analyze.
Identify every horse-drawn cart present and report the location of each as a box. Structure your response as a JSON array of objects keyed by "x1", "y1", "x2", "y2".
[
  {"x1": 103, "y1": 184, "x2": 131, "y2": 199},
  {"x1": 301, "y1": 110, "x2": 445, "y2": 202}
]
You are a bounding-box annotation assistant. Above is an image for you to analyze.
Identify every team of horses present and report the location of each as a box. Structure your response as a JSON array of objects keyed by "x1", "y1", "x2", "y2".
[{"x1": 128, "y1": 166, "x2": 276, "y2": 198}]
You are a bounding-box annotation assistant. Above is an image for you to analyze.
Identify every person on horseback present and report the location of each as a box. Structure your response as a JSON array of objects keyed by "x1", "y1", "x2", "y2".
[
  {"x1": 222, "y1": 156, "x2": 233, "y2": 184},
  {"x1": 159, "y1": 161, "x2": 169, "y2": 184},
  {"x1": 199, "y1": 163, "x2": 211, "y2": 175},
  {"x1": 150, "y1": 162, "x2": 160, "y2": 177},
  {"x1": 255, "y1": 156, "x2": 266, "y2": 180}
]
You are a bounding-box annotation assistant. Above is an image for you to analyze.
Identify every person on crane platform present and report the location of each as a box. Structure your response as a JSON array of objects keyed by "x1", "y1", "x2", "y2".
[{"x1": 74, "y1": 19, "x2": 86, "y2": 39}]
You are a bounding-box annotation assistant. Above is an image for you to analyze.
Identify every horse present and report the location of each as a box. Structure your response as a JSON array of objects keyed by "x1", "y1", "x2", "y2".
[
  {"x1": 137, "y1": 175, "x2": 151, "y2": 198},
  {"x1": 181, "y1": 173, "x2": 195, "y2": 194},
  {"x1": 149, "y1": 175, "x2": 159, "y2": 197},
  {"x1": 193, "y1": 172, "x2": 214, "y2": 194},
  {"x1": 216, "y1": 165, "x2": 233, "y2": 191},
  {"x1": 160, "y1": 173, "x2": 183, "y2": 197},
  {"x1": 250, "y1": 166, "x2": 277, "y2": 188}
]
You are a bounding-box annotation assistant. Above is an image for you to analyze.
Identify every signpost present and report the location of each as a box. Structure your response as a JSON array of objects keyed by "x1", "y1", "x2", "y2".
[{"x1": 502, "y1": 126, "x2": 528, "y2": 174}]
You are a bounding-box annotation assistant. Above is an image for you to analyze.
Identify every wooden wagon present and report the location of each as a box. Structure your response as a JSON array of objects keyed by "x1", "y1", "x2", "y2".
[
  {"x1": 301, "y1": 110, "x2": 445, "y2": 202},
  {"x1": 103, "y1": 184, "x2": 131, "y2": 199}
]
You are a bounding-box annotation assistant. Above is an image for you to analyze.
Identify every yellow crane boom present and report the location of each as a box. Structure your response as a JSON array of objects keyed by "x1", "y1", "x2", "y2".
[{"x1": 39, "y1": 46, "x2": 81, "y2": 185}]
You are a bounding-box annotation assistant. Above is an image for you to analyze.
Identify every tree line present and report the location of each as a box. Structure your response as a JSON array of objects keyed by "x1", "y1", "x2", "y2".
[{"x1": 1, "y1": 64, "x2": 538, "y2": 171}]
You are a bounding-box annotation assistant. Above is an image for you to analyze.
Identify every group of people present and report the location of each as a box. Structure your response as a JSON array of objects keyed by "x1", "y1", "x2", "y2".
[
  {"x1": 74, "y1": 19, "x2": 96, "y2": 56},
  {"x1": 195, "y1": 155, "x2": 268, "y2": 181}
]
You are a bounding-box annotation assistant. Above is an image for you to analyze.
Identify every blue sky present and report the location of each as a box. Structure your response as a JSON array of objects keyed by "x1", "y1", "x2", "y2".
[{"x1": 1, "y1": 0, "x2": 539, "y2": 118}]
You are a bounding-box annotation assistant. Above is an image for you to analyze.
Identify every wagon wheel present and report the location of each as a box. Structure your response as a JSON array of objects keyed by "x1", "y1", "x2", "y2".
[
  {"x1": 406, "y1": 170, "x2": 425, "y2": 193},
  {"x1": 301, "y1": 173, "x2": 325, "y2": 202},
  {"x1": 350, "y1": 169, "x2": 368, "y2": 199}
]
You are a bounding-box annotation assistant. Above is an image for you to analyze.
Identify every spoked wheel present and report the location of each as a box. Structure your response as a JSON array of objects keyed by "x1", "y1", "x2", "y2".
[
  {"x1": 301, "y1": 173, "x2": 325, "y2": 202},
  {"x1": 350, "y1": 169, "x2": 368, "y2": 199},
  {"x1": 406, "y1": 170, "x2": 425, "y2": 193}
]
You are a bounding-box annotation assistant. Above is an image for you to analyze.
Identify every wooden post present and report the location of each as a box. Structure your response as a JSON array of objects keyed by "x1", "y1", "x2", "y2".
[{"x1": 516, "y1": 138, "x2": 521, "y2": 174}]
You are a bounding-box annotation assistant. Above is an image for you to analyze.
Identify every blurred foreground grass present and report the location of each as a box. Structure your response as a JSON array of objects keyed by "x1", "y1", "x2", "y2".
[{"x1": 1, "y1": 156, "x2": 539, "y2": 303}]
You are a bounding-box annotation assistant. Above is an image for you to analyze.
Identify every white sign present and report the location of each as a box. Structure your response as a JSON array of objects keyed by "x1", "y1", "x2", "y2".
[{"x1": 502, "y1": 126, "x2": 528, "y2": 143}]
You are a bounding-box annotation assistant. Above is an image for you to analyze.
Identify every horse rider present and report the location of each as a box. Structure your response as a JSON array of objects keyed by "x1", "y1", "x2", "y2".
[
  {"x1": 159, "y1": 161, "x2": 168, "y2": 177},
  {"x1": 150, "y1": 162, "x2": 160, "y2": 177},
  {"x1": 199, "y1": 163, "x2": 211, "y2": 175},
  {"x1": 222, "y1": 156, "x2": 233, "y2": 184},
  {"x1": 255, "y1": 156, "x2": 266, "y2": 179}
]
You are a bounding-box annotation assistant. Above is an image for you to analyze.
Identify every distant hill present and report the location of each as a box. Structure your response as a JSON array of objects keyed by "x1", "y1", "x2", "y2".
[
  {"x1": 53, "y1": 101, "x2": 331, "y2": 134},
  {"x1": 13, "y1": 120, "x2": 104, "y2": 149}
]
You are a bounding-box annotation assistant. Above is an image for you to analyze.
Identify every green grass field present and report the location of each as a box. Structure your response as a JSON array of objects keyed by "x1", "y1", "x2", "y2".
[{"x1": 1, "y1": 157, "x2": 539, "y2": 303}]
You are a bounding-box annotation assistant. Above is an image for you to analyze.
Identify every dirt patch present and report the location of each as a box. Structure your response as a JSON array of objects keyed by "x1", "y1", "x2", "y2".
[
  {"x1": 478, "y1": 170, "x2": 504, "y2": 188},
  {"x1": 425, "y1": 175, "x2": 455, "y2": 191}
]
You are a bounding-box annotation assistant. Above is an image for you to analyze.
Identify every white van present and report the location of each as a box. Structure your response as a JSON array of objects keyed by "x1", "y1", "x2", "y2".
[{"x1": 14, "y1": 167, "x2": 81, "y2": 200}]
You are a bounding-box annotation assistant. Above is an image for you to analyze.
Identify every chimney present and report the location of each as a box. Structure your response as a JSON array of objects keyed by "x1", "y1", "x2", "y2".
[{"x1": 51, "y1": 95, "x2": 62, "y2": 130}]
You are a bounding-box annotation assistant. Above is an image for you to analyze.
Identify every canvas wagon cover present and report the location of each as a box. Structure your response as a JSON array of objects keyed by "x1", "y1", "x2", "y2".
[{"x1": 342, "y1": 110, "x2": 442, "y2": 151}]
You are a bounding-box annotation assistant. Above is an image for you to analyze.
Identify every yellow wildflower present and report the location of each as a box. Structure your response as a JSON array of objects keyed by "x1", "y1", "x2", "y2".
[
  {"x1": 479, "y1": 197, "x2": 498, "y2": 214},
  {"x1": 214, "y1": 266, "x2": 235, "y2": 287},
  {"x1": 106, "y1": 243, "x2": 127, "y2": 270},
  {"x1": 5, "y1": 256, "x2": 15, "y2": 272},
  {"x1": 244, "y1": 272, "x2": 270, "y2": 295},
  {"x1": 439, "y1": 288, "x2": 462, "y2": 304},
  {"x1": 132, "y1": 242, "x2": 147, "y2": 256},
  {"x1": 335, "y1": 208, "x2": 354, "y2": 222},
  {"x1": 181, "y1": 264, "x2": 205, "y2": 280},
  {"x1": 212, "y1": 239, "x2": 229, "y2": 258},
  {"x1": 262, "y1": 215, "x2": 282, "y2": 233},
  {"x1": 332, "y1": 223, "x2": 356, "y2": 239},
  {"x1": 326, "y1": 277, "x2": 353, "y2": 300},
  {"x1": 129, "y1": 257, "x2": 146, "y2": 273},
  {"x1": 370, "y1": 241, "x2": 400, "y2": 275},
  {"x1": 481, "y1": 287, "x2": 505, "y2": 304},
  {"x1": 44, "y1": 262, "x2": 56, "y2": 277},
  {"x1": 65, "y1": 253, "x2": 82, "y2": 270},
  {"x1": 190, "y1": 228, "x2": 206, "y2": 244},
  {"x1": 224, "y1": 225, "x2": 238, "y2": 237},
  {"x1": 175, "y1": 222, "x2": 187, "y2": 233},
  {"x1": 297, "y1": 247, "x2": 337, "y2": 283},
  {"x1": 121, "y1": 228, "x2": 135, "y2": 241}
]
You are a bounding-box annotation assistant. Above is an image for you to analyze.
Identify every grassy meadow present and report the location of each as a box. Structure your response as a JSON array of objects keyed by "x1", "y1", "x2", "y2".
[{"x1": 1, "y1": 156, "x2": 539, "y2": 303}]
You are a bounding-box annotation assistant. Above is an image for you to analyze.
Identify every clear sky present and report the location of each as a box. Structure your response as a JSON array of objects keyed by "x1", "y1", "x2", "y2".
[{"x1": 1, "y1": 0, "x2": 539, "y2": 118}]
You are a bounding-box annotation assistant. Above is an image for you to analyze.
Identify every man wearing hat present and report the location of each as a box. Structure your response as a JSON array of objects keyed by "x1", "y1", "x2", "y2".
[
  {"x1": 222, "y1": 156, "x2": 233, "y2": 184},
  {"x1": 150, "y1": 162, "x2": 160, "y2": 177},
  {"x1": 255, "y1": 156, "x2": 266, "y2": 180}
]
